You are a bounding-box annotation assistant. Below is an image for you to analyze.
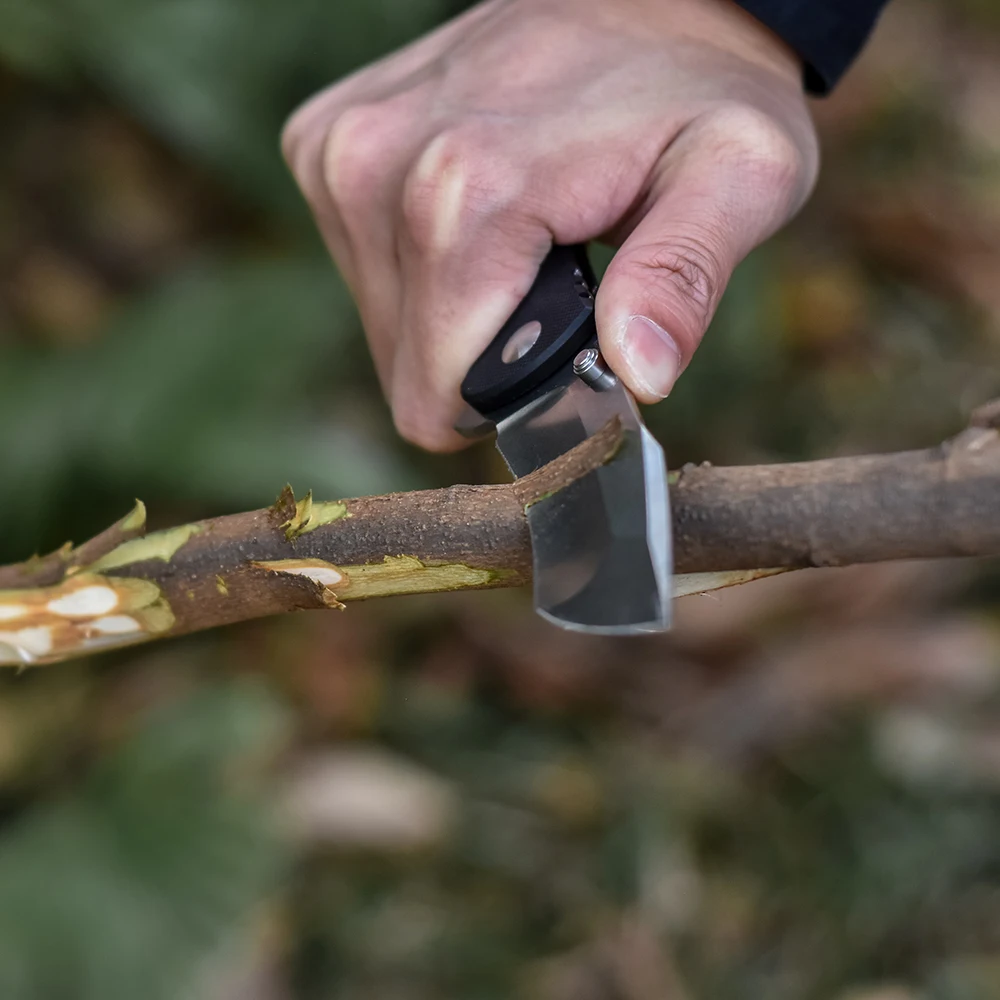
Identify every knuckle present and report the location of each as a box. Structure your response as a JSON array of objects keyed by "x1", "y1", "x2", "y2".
[
  {"x1": 402, "y1": 130, "x2": 473, "y2": 252},
  {"x1": 322, "y1": 103, "x2": 391, "y2": 206},
  {"x1": 281, "y1": 109, "x2": 327, "y2": 203},
  {"x1": 638, "y1": 236, "x2": 722, "y2": 330},
  {"x1": 602, "y1": 235, "x2": 722, "y2": 357},
  {"x1": 709, "y1": 104, "x2": 805, "y2": 194},
  {"x1": 402, "y1": 128, "x2": 516, "y2": 252},
  {"x1": 281, "y1": 93, "x2": 325, "y2": 173},
  {"x1": 281, "y1": 86, "x2": 347, "y2": 187}
]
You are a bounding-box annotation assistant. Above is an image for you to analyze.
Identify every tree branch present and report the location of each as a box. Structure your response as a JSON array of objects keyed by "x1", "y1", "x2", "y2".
[{"x1": 1, "y1": 409, "x2": 998, "y2": 667}]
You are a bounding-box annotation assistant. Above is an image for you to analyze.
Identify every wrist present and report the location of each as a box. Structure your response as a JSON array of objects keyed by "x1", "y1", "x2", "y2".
[{"x1": 596, "y1": 0, "x2": 804, "y2": 87}]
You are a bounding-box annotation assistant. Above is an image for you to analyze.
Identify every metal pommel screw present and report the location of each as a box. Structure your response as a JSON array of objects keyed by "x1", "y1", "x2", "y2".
[{"x1": 573, "y1": 348, "x2": 618, "y2": 391}]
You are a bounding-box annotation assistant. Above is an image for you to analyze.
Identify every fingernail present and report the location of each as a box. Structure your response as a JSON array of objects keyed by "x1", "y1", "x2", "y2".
[{"x1": 621, "y1": 315, "x2": 682, "y2": 398}]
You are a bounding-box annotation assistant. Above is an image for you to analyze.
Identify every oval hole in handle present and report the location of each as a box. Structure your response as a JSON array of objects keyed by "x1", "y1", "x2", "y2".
[{"x1": 501, "y1": 321, "x2": 542, "y2": 364}]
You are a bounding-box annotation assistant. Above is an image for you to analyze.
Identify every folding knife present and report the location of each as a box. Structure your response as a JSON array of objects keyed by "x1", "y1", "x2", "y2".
[{"x1": 459, "y1": 244, "x2": 673, "y2": 635}]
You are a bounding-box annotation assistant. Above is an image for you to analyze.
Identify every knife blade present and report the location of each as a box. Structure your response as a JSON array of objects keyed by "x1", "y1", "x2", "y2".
[{"x1": 459, "y1": 244, "x2": 672, "y2": 635}]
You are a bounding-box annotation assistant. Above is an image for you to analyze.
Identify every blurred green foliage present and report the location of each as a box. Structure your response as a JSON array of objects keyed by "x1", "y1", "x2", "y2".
[
  {"x1": 0, "y1": 257, "x2": 424, "y2": 540},
  {"x1": 1, "y1": 0, "x2": 1000, "y2": 998},
  {"x1": 0, "y1": 678, "x2": 288, "y2": 1000}
]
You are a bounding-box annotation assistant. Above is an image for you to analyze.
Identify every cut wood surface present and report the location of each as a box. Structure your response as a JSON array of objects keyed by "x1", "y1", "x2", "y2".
[{"x1": 1, "y1": 406, "x2": 998, "y2": 667}]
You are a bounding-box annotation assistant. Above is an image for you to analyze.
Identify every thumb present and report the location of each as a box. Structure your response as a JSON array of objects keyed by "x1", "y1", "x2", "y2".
[{"x1": 596, "y1": 107, "x2": 815, "y2": 402}]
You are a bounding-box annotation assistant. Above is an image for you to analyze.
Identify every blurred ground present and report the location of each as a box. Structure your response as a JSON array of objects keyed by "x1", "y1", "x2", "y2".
[{"x1": 1, "y1": 0, "x2": 1000, "y2": 997}]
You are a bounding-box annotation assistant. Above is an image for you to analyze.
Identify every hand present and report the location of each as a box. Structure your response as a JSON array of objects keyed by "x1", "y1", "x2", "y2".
[{"x1": 283, "y1": 0, "x2": 819, "y2": 450}]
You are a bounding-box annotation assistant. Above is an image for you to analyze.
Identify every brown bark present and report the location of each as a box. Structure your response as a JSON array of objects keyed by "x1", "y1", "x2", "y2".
[
  {"x1": 672, "y1": 424, "x2": 1000, "y2": 571},
  {"x1": 0, "y1": 411, "x2": 997, "y2": 668}
]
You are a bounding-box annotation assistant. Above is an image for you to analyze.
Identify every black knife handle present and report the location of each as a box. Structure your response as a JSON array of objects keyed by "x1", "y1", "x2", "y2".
[{"x1": 460, "y1": 244, "x2": 598, "y2": 421}]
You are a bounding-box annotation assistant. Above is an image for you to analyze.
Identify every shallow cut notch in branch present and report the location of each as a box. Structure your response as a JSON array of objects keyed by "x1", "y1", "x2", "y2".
[{"x1": 0, "y1": 409, "x2": 998, "y2": 668}]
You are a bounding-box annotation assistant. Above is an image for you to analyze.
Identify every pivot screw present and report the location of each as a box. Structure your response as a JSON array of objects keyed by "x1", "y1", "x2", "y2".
[{"x1": 573, "y1": 348, "x2": 618, "y2": 391}]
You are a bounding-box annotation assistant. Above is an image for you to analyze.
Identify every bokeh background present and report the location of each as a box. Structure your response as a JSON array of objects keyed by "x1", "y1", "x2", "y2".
[{"x1": 1, "y1": 0, "x2": 1000, "y2": 997}]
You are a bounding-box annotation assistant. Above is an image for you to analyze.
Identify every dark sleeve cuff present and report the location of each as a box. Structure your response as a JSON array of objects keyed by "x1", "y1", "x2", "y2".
[{"x1": 733, "y1": 0, "x2": 891, "y2": 94}]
